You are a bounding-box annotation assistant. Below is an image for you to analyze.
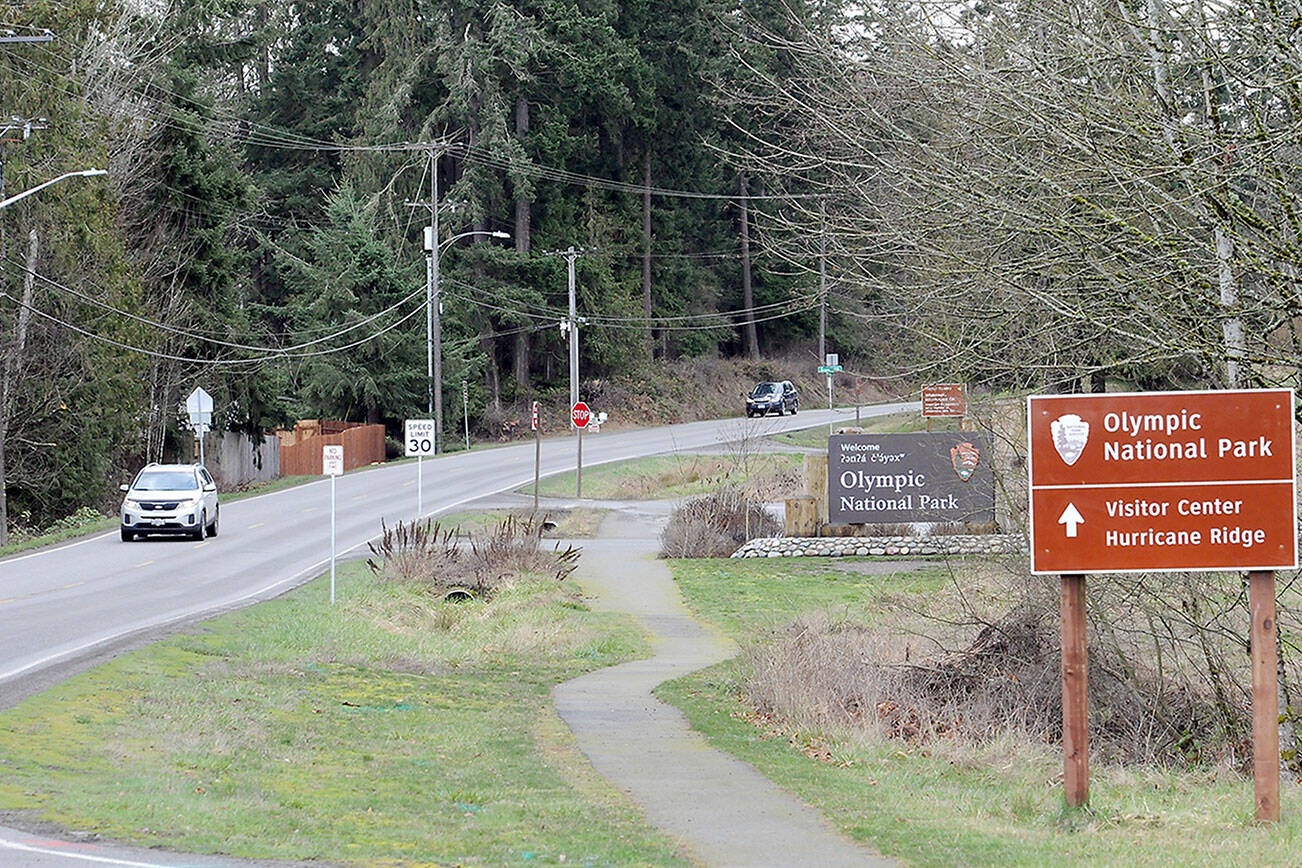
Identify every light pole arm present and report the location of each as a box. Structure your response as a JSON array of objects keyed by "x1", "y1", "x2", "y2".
[
  {"x1": 430, "y1": 229, "x2": 510, "y2": 254},
  {"x1": 0, "y1": 168, "x2": 107, "y2": 211}
]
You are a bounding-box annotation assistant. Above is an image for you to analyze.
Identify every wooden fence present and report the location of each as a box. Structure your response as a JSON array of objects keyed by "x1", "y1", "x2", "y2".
[
  {"x1": 179, "y1": 430, "x2": 281, "y2": 489},
  {"x1": 279, "y1": 420, "x2": 387, "y2": 476}
]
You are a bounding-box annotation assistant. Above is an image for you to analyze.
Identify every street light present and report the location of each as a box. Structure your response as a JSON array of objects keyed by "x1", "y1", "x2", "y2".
[
  {"x1": 0, "y1": 166, "x2": 107, "y2": 547},
  {"x1": 0, "y1": 168, "x2": 106, "y2": 210},
  {"x1": 424, "y1": 228, "x2": 509, "y2": 453}
]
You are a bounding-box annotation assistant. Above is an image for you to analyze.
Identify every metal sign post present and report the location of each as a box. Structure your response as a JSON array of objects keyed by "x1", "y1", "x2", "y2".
[
  {"x1": 571, "y1": 401, "x2": 591, "y2": 497},
  {"x1": 817, "y1": 355, "x2": 841, "y2": 435},
  {"x1": 323, "y1": 445, "x2": 344, "y2": 604},
  {"x1": 462, "y1": 380, "x2": 470, "y2": 451},
  {"x1": 405, "y1": 419, "x2": 436, "y2": 518},
  {"x1": 186, "y1": 387, "x2": 213, "y2": 466},
  {"x1": 532, "y1": 401, "x2": 541, "y2": 511}
]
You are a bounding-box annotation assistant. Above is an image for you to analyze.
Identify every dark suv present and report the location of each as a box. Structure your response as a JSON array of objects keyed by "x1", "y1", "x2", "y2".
[{"x1": 746, "y1": 380, "x2": 799, "y2": 417}]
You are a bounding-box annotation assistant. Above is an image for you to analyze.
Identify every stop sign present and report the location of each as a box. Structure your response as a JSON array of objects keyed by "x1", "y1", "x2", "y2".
[{"x1": 571, "y1": 401, "x2": 591, "y2": 428}]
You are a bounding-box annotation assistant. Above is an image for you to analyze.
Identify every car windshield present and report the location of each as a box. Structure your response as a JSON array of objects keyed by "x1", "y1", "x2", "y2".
[
  {"x1": 132, "y1": 470, "x2": 198, "y2": 491},
  {"x1": 752, "y1": 383, "x2": 780, "y2": 397}
]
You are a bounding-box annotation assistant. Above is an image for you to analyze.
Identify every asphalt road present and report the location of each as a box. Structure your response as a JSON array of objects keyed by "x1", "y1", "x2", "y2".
[{"x1": 0, "y1": 401, "x2": 916, "y2": 867}]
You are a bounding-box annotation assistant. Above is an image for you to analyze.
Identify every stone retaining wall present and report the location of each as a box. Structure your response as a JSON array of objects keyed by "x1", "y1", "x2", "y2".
[{"x1": 732, "y1": 534, "x2": 1027, "y2": 558}]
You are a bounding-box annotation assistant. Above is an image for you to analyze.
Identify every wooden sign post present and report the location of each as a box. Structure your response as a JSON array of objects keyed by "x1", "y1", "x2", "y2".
[
  {"x1": 1028, "y1": 389, "x2": 1296, "y2": 819},
  {"x1": 1060, "y1": 573, "x2": 1089, "y2": 806},
  {"x1": 1249, "y1": 569, "x2": 1281, "y2": 822}
]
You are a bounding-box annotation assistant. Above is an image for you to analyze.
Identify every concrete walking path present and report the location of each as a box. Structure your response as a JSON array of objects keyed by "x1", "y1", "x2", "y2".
[{"x1": 554, "y1": 510, "x2": 895, "y2": 868}]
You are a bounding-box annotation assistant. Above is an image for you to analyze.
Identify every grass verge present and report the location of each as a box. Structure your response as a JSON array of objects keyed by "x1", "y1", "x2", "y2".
[
  {"x1": 0, "y1": 561, "x2": 688, "y2": 867},
  {"x1": 660, "y1": 556, "x2": 1302, "y2": 867},
  {"x1": 433, "y1": 507, "x2": 609, "y2": 539},
  {"x1": 525, "y1": 452, "x2": 802, "y2": 501},
  {"x1": 770, "y1": 411, "x2": 929, "y2": 449}
]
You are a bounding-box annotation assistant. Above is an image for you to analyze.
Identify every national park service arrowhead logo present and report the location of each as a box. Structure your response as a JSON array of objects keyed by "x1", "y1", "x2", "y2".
[
  {"x1": 950, "y1": 441, "x2": 981, "y2": 482},
  {"x1": 1050, "y1": 414, "x2": 1089, "y2": 466}
]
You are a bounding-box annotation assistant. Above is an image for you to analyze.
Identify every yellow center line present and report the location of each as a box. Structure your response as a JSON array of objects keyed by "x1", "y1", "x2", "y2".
[
  {"x1": 0, "y1": 598, "x2": 15, "y2": 605},
  {"x1": 401, "y1": 481, "x2": 414, "y2": 487},
  {"x1": 61, "y1": 582, "x2": 85, "y2": 590},
  {"x1": 352, "y1": 494, "x2": 367, "y2": 501},
  {"x1": 302, "y1": 507, "x2": 319, "y2": 513},
  {"x1": 134, "y1": 560, "x2": 154, "y2": 568},
  {"x1": 195, "y1": 541, "x2": 209, "y2": 548},
  {"x1": 247, "y1": 522, "x2": 265, "y2": 530}
]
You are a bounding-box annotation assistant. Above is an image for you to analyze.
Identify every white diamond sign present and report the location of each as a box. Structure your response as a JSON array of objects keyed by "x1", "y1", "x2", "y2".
[{"x1": 186, "y1": 387, "x2": 213, "y2": 432}]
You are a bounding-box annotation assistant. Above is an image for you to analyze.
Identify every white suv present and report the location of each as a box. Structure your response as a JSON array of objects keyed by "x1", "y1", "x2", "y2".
[{"x1": 120, "y1": 463, "x2": 219, "y2": 541}]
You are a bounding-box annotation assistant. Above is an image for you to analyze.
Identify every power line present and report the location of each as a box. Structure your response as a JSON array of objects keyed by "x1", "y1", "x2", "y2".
[
  {"x1": 11, "y1": 46, "x2": 824, "y2": 204},
  {"x1": 0, "y1": 282, "x2": 427, "y2": 367},
  {"x1": 0, "y1": 257, "x2": 429, "y2": 353}
]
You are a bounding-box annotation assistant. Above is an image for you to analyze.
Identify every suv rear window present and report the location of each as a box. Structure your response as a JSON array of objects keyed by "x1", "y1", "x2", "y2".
[{"x1": 133, "y1": 470, "x2": 198, "y2": 491}]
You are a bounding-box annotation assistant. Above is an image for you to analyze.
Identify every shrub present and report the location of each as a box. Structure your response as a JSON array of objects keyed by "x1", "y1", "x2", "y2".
[
  {"x1": 742, "y1": 564, "x2": 1299, "y2": 769},
  {"x1": 659, "y1": 487, "x2": 782, "y2": 558},
  {"x1": 367, "y1": 515, "x2": 580, "y2": 597}
]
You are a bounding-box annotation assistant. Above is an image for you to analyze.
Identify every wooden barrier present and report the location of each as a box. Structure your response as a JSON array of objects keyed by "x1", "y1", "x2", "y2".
[
  {"x1": 784, "y1": 496, "x2": 818, "y2": 537},
  {"x1": 279, "y1": 422, "x2": 386, "y2": 476},
  {"x1": 804, "y1": 453, "x2": 828, "y2": 533}
]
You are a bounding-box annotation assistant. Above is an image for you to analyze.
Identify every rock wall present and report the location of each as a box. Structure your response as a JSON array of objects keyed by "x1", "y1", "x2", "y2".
[{"x1": 732, "y1": 534, "x2": 1027, "y2": 558}]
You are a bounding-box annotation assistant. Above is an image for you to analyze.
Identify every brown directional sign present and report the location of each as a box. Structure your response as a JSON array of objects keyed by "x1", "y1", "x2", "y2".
[
  {"x1": 922, "y1": 383, "x2": 967, "y2": 417},
  {"x1": 1028, "y1": 389, "x2": 1297, "y2": 574}
]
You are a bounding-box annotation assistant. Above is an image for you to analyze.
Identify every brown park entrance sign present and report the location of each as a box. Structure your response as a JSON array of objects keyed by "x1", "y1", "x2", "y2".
[
  {"x1": 922, "y1": 383, "x2": 967, "y2": 418},
  {"x1": 1028, "y1": 388, "x2": 1296, "y2": 821},
  {"x1": 1029, "y1": 389, "x2": 1297, "y2": 574}
]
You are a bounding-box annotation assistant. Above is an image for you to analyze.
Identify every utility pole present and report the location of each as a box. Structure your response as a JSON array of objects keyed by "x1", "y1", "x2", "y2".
[
  {"x1": 818, "y1": 197, "x2": 827, "y2": 365},
  {"x1": 0, "y1": 114, "x2": 50, "y2": 548},
  {"x1": 0, "y1": 29, "x2": 59, "y2": 548},
  {"x1": 409, "y1": 164, "x2": 504, "y2": 456},
  {"x1": 428, "y1": 148, "x2": 441, "y2": 451},
  {"x1": 407, "y1": 144, "x2": 453, "y2": 454},
  {"x1": 544, "y1": 246, "x2": 588, "y2": 411},
  {"x1": 566, "y1": 248, "x2": 578, "y2": 409}
]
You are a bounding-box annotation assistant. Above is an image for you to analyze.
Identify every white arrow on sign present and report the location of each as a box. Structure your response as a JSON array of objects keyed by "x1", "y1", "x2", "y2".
[{"x1": 1058, "y1": 503, "x2": 1085, "y2": 538}]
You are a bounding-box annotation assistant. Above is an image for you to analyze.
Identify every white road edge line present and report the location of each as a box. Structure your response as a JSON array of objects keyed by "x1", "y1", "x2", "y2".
[{"x1": 0, "y1": 835, "x2": 197, "y2": 867}]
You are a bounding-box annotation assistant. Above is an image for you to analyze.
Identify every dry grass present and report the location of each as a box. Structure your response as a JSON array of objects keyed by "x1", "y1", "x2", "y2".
[
  {"x1": 659, "y1": 487, "x2": 783, "y2": 558},
  {"x1": 742, "y1": 559, "x2": 1293, "y2": 770},
  {"x1": 638, "y1": 454, "x2": 797, "y2": 502},
  {"x1": 366, "y1": 514, "x2": 581, "y2": 598}
]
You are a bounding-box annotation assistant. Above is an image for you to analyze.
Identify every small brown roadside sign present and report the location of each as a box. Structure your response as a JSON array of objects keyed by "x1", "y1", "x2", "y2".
[{"x1": 922, "y1": 383, "x2": 967, "y2": 417}]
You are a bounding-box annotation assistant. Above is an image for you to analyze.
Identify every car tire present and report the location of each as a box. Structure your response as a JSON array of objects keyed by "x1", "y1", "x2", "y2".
[
  {"x1": 207, "y1": 507, "x2": 219, "y2": 538},
  {"x1": 120, "y1": 527, "x2": 134, "y2": 542},
  {"x1": 791, "y1": 403, "x2": 798, "y2": 415},
  {"x1": 192, "y1": 511, "x2": 207, "y2": 541}
]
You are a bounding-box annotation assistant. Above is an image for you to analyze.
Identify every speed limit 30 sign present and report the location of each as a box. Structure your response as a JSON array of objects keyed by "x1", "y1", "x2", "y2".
[{"x1": 405, "y1": 419, "x2": 437, "y2": 457}]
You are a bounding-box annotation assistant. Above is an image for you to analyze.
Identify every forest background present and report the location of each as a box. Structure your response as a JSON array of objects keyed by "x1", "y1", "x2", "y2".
[{"x1": 1, "y1": 0, "x2": 1299, "y2": 531}]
